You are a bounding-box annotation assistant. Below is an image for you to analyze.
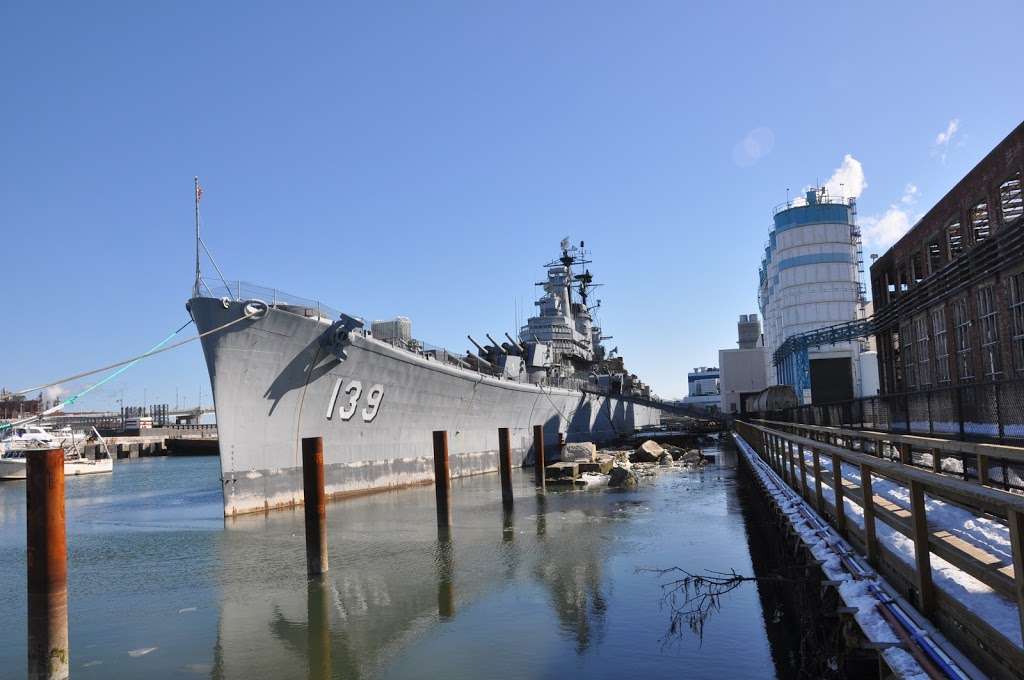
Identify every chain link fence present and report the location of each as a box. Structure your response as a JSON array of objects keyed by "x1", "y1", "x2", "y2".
[{"x1": 771, "y1": 377, "x2": 1024, "y2": 445}]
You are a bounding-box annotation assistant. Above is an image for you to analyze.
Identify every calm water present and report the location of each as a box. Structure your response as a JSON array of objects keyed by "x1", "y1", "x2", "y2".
[{"x1": 0, "y1": 445, "x2": 790, "y2": 679}]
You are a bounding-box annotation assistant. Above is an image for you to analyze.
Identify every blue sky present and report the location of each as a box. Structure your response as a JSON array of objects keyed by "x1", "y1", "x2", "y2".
[{"x1": 2, "y1": 1, "x2": 1022, "y2": 405}]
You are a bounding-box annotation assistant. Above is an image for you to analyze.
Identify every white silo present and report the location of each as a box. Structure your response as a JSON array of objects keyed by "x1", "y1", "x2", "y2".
[{"x1": 758, "y1": 187, "x2": 867, "y2": 403}]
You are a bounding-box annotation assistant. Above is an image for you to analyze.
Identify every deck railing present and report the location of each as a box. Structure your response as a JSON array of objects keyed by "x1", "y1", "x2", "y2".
[{"x1": 734, "y1": 419, "x2": 1024, "y2": 679}]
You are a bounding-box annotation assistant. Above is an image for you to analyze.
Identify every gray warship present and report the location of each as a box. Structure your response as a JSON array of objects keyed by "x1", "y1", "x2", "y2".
[{"x1": 189, "y1": 238, "x2": 661, "y2": 516}]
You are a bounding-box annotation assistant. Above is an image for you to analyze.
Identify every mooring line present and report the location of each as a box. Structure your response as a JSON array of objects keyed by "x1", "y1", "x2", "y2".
[{"x1": 13, "y1": 309, "x2": 259, "y2": 397}]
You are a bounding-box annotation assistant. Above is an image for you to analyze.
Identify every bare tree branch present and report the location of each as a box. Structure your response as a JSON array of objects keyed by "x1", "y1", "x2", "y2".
[{"x1": 638, "y1": 566, "x2": 800, "y2": 645}]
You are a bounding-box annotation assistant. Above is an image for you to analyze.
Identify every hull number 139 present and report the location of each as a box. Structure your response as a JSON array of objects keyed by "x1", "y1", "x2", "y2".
[{"x1": 326, "y1": 379, "x2": 384, "y2": 422}]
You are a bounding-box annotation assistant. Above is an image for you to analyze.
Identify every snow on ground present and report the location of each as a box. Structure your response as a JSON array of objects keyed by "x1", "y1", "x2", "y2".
[
  {"x1": 793, "y1": 445, "x2": 1023, "y2": 648},
  {"x1": 733, "y1": 434, "x2": 930, "y2": 679}
]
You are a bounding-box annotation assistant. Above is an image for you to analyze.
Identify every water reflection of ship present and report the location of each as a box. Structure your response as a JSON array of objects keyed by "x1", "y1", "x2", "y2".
[{"x1": 208, "y1": 480, "x2": 618, "y2": 677}]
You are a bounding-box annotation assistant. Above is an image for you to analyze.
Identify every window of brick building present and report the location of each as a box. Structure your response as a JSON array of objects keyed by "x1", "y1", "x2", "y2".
[
  {"x1": 953, "y1": 297, "x2": 973, "y2": 380},
  {"x1": 948, "y1": 220, "x2": 964, "y2": 258},
  {"x1": 900, "y1": 319, "x2": 916, "y2": 389},
  {"x1": 927, "y1": 241, "x2": 944, "y2": 275},
  {"x1": 932, "y1": 307, "x2": 950, "y2": 383},
  {"x1": 911, "y1": 251, "x2": 925, "y2": 284},
  {"x1": 915, "y1": 314, "x2": 931, "y2": 386},
  {"x1": 972, "y1": 202, "x2": 991, "y2": 244},
  {"x1": 977, "y1": 285, "x2": 1001, "y2": 378},
  {"x1": 1010, "y1": 272, "x2": 1024, "y2": 371},
  {"x1": 1001, "y1": 173, "x2": 1023, "y2": 225}
]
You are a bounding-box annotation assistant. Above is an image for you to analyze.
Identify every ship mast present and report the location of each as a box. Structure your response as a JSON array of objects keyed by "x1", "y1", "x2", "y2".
[{"x1": 193, "y1": 176, "x2": 201, "y2": 297}]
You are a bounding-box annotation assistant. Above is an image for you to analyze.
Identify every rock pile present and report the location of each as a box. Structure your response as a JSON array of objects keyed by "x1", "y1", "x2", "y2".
[{"x1": 631, "y1": 439, "x2": 665, "y2": 463}]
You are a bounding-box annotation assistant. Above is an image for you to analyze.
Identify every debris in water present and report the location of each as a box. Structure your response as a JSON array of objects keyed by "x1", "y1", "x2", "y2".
[{"x1": 128, "y1": 647, "x2": 158, "y2": 658}]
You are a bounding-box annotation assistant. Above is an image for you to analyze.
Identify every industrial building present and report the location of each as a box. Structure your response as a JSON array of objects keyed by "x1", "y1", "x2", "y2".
[
  {"x1": 759, "y1": 187, "x2": 871, "y2": 403},
  {"x1": 719, "y1": 314, "x2": 770, "y2": 413},
  {"x1": 870, "y1": 121, "x2": 1024, "y2": 436},
  {"x1": 681, "y1": 366, "x2": 721, "y2": 412}
]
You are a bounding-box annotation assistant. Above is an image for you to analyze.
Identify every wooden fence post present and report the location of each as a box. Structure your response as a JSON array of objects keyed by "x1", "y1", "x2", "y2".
[
  {"x1": 797, "y1": 443, "x2": 808, "y2": 499},
  {"x1": 832, "y1": 453, "x2": 847, "y2": 537},
  {"x1": 812, "y1": 449, "x2": 824, "y2": 514},
  {"x1": 860, "y1": 463, "x2": 878, "y2": 566},
  {"x1": 909, "y1": 480, "x2": 935, "y2": 614},
  {"x1": 787, "y1": 439, "x2": 797, "y2": 487},
  {"x1": 1007, "y1": 509, "x2": 1024, "y2": 647},
  {"x1": 978, "y1": 454, "x2": 990, "y2": 486}
]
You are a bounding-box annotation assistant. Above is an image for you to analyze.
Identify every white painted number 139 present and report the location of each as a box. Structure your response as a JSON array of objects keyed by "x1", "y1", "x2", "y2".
[{"x1": 326, "y1": 379, "x2": 385, "y2": 422}]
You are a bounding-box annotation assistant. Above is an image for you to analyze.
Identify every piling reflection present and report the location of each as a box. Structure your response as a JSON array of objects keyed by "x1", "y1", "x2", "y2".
[
  {"x1": 535, "y1": 494, "x2": 547, "y2": 537},
  {"x1": 196, "y1": 447, "x2": 793, "y2": 678},
  {"x1": 501, "y1": 509, "x2": 514, "y2": 543},
  {"x1": 306, "y1": 578, "x2": 332, "y2": 680},
  {"x1": 533, "y1": 507, "x2": 609, "y2": 653},
  {"x1": 436, "y1": 532, "x2": 455, "y2": 620}
]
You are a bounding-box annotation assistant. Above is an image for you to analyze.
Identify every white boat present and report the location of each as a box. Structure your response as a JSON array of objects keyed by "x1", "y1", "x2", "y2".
[{"x1": 0, "y1": 425, "x2": 114, "y2": 480}]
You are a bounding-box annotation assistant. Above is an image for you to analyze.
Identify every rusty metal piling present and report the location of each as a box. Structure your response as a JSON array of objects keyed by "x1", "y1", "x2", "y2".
[
  {"x1": 533, "y1": 425, "x2": 546, "y2": 490},
  {"x1": 433, "y1": 431, "x2": 452, "y2": 526},
  {"x1": 498, "y1": 428, "x2": 514, "y2": 511},
  {"x1": 301, "y1": 436, "x2": 329, "y2": 576},
  {"x1": 27, "y1": 448, "x2": 69, "y2": 680}
]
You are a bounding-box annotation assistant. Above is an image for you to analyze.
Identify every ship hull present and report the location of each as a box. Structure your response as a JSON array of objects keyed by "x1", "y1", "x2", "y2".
[{"x1": 190, "y1": 298, "x2": 661, "y2": 516}]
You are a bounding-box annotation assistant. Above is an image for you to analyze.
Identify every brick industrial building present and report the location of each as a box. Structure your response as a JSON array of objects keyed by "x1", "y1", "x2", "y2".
[{"x1": 870, "y1": 120, "x2": 1024, "y2": 436}]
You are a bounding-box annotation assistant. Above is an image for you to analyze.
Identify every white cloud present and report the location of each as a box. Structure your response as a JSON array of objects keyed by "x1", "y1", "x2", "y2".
[
  {"x1": 43, "y1": 386, "x2": 65, "y2": 402},
  {"x1": 787, "y1": 154, "x2": 866, "y2": 207},
  {"x1": 824, "y1": 154, "x2": 867, "y2": 200},
  {"x1": 861, "y1": 207, "x2": 913, "y2": 252},
  {"x1": 933, "y1": 118, "x2": 960, "y2": 162},
  {"x1": 732, "y1": 127, "x2": 775, "y2": 168},
  {"x1": 901, "y1": 183, "x2": 918, "y2": 205},
  {"x1": 861, "y1": 184, "x2": 923, "y2": 253}
]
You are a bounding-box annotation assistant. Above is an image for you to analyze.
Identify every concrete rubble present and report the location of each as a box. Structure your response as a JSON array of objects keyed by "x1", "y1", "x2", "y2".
[
  {"x1": 546, "y1": 438, "x2": 708, "y2": 487},
  {"x1": 560, "y1": 441, "x2": 597, "y2": 463}
]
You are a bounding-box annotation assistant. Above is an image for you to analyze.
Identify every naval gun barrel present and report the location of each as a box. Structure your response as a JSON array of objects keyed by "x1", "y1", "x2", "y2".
[
  {"x1": 504, "y1": 333, "x2": 525, "y2": 354},
  {"x1": 486, "y1": 334, "x2": 508, "y2": 355},
  {"x1": 465, "y1": 351, "x2": 494, "y2": 370},
  {"x1": 467, "y1": 335, "x2": 487, "y2": 355}
]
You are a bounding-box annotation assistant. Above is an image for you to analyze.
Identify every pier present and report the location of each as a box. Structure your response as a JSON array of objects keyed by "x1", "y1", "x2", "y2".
[{"x1": 735, "y1": 419, "x2": 1024, "y2": 679}]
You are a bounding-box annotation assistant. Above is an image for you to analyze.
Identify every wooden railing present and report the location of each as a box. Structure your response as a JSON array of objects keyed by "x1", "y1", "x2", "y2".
[
  {"x1": 758, "y1": 418, "x2": 1024, "y2": 492},
  {"x1": 735, "y1": 420, "x2": 1024, "y2": 680}
]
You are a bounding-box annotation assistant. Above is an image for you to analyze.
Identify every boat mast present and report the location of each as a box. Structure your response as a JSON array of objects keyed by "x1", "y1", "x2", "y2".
[{"x1": 193, "y1": 176, "x2": 201, "y2": 297}]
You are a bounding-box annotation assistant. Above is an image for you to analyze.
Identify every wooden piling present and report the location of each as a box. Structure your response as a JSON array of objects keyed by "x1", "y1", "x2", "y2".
[
  {"x1": 27, "y1": 448, "x2": 69, "y2": 680},
  {"x1": 433, "y1": 431, "x2": 452, "y2": 526},
  {"x1": 302, "y1": 436, "x2": 329, "y2": 576},
  {"x1": 533, "y1": 425, "x2": 546, "y2": 490},
  {"x1": 498, "y1": 428, "x2": 514, "y2": 511}
]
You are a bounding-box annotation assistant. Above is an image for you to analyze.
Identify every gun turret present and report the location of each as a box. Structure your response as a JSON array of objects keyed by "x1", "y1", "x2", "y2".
[
  {"x1": 504, "y1": 333, "x2": 525, "y2": 354},
  {"x1": 486, "y1": 334, "x2": 508, "y2": 355}
]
